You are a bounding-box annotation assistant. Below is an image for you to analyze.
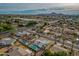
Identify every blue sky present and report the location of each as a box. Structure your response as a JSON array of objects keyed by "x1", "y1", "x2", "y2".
[{"x1": 0, "y1": 3, "x2": 79, "y2": 15}]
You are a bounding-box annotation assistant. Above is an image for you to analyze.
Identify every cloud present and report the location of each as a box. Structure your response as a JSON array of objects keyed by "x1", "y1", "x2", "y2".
[{"x1": 0, "y1": 3, "x2": 79, "y2": 15}]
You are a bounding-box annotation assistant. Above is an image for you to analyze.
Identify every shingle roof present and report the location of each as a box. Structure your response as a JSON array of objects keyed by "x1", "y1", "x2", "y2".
[
  {"x1": 0, "y1": 38, "x2": 15, "y2": 46},
  {"x1": 18, "y1": 39, "x2": 29, "y2": 45}
]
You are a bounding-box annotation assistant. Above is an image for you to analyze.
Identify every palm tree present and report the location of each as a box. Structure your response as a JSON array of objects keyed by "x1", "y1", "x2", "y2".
[
  {"x1": 70, "y1": 33, "x2": 77, "y2": 56},
  {"x1": 59, "y1": 19, "x2": 67, "y2": 47},
  {"x1": 61, "y1": 25, "x2": 66, "y2": 47},
  {"x1": 70, "y1": 39, "x2": 75, "y2": 56},
  {"x1": 54, "y1": 34, "x2": 58, "y2": 44},
  {"x1": 59, "y1": 34, "x2": 65, "y2": 47}
]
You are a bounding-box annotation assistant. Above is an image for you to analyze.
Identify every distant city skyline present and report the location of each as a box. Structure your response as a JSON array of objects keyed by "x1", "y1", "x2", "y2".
[{"x1": 0, "y1": 3, "x2": 79, "y2": 15}]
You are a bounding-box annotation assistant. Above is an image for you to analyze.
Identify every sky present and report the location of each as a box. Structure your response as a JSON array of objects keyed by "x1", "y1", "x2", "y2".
[{"x1": 0, "y1": 3, "x2": 79, "y2": 15}]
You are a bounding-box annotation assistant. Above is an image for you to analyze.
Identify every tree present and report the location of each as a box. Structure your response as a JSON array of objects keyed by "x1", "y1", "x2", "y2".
[
  {"x1": 70, "y1": 32, "x2": 78, "y2": 56},
  {"x1": 59, "y1": 19, "x2": 67, "y2": 48},
  {"x1": 53, "y1": 51, "x2": 68, "y2": 56},
  {"x1": 62, "y1": 35, "x2": 65, "y2": 47},
  {"x1": 54, "y1": 34, "x2": 57, "y2": 44},
  {"x1": 25, "y1": 20, "x2": 37, "y2": 27},
  {"x1": 42, "y1": 50, "x2": 53, "y2": 56},
  {"x1": 0, "y1": 22, "x2": 14, "y2": 32},
  {"x1": 42, "y1": 50, "x2": 68, "y2": 56},
  {"x1": 58, "y1": 35, "x2": 65, "y2": 47}
]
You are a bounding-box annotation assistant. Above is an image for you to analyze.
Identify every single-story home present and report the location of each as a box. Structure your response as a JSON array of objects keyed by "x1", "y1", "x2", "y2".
[{"x1": 0, "y1": 38, "x2": 16, "y2": 46}]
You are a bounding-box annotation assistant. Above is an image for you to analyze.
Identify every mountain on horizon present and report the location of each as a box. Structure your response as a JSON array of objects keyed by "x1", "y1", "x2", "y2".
[{"x1": 37, "y1": 12, "x2": 65, "y2": 16}]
